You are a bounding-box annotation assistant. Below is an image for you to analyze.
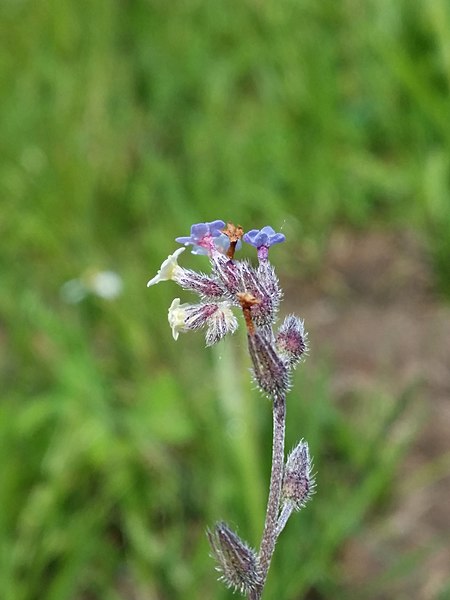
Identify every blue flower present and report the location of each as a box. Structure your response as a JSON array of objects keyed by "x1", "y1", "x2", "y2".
[
  {"x1": 214, "y1": 233, "x2": 242, "y2": 255},
  {"x1": 176, "y1": 220, "x2": 226, "y2": 254},
  {"x1": 243, "y1": 226, "x2": 285, "y2": 249}
]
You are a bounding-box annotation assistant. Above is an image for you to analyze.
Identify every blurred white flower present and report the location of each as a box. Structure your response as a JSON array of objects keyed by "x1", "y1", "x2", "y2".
[
  {"x1": 60, "y1": 270, "x2": 123, "y2": 303},
  {"x1": 87, "y1": 270, "x2": 123, "y2": 299}
]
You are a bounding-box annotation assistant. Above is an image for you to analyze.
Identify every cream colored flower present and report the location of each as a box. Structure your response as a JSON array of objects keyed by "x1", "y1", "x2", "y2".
[
  {"x1": 168, "y1": 298, "x2": 190, "y2": 340},
  {"x1": 147, "y1": 247, "x2": 186, "y2": 287},
  {"x1": 167, "y1": 298, "x2": 238, "y2": 345}
]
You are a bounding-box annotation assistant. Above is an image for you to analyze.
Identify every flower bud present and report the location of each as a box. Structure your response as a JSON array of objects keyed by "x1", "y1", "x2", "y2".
[
  {"x1": 276, "y1": 440, "x2": 315, "y2": 537},
  {"x1": 275, "y1": 315, "x2": 308, "y2": 368},
  {"x1": 239, "y1": 261, "x2": 278, "y2": 327},
  {"x1": 282, "y1": 439, "x2": 315, "y2": 510},
  {"x1": 174, "y1": 268, "x2": 226, "y2": 299},
  {"x1": 211, "y1": 252, "x2": 241, "y2": 295},
  {"x1": 207, "y1": 522, "x2": 261, "y2": 595},
  {"x1": 247, "y1": 331, "x2": 289, "y2": 397}
]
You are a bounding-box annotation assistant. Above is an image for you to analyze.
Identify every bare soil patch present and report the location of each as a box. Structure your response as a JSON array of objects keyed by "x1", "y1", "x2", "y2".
[{"x1": 286, "y1": 229, "x2": 450, "y2": 599}]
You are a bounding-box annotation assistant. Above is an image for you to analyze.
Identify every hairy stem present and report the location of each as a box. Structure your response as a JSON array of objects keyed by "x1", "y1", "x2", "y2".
[{"x1": 250, "y1": 395, "x2": 286, "y2": 599}]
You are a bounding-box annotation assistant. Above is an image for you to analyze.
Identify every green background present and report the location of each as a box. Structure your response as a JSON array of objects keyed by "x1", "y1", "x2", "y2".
[{"x1": 1, "y1": 1, "x2": 449, "y2": 598}]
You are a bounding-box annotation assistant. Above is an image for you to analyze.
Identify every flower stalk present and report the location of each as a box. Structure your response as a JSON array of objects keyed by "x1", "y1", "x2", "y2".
[
  {"x1": 256, "y1": 394, "x2": 286, "y2": 596},
  {"x1": 147, "y1": 220, "x2": 315, "y2": 599}
]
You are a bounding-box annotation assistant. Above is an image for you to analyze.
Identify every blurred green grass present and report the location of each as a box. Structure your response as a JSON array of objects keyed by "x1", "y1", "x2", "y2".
[{"x1": 1, "y1": 0, "x2": 450, "y2": 598}]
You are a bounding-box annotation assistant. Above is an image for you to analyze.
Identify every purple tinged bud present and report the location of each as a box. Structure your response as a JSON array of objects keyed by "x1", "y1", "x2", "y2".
[
  {"x1": 283, "y1": 439, "x2": 315, "y2": 510},
  {"x1": 257, "y1": 261, "x2": 282, "y2": 300},
  {"x1": 173, "y1": 268, "x2": 226, "y2": 300},
  {"x1": 276, "y1": 315, "x2": 308, "y2": 368},
  {"x1": 276, "y1": 440, "x2": 315, "y2": 537},
  {"x1": 239, "y1": 261, "x2": 279, "y2": 327},
  {"x1": 207, "y1": 522, "x2": 262, "y2": 595},
  {"x1": 247, "y1": 331, "x2": 289, "y2": 397},
  {"x1": 211, "y1": 252, "x2": 242, "y2": 295}
]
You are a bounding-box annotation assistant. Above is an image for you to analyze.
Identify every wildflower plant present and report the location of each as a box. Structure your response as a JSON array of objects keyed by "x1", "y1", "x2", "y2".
[{"x1": 147, "y1": 220, "x2": 315, "y2": 599}]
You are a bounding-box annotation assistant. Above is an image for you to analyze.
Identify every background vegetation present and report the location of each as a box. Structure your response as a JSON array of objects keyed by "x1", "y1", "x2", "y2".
[{"x1": 1, "y1": 0, "x2": 449, "y2": 598}]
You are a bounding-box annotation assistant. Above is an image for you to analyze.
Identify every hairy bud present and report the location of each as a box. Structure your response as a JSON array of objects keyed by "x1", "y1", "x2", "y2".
[
  {"x1": 282, "y1": 439, "x2": 315, "y2": 510},
  {"x1": 276, "y1": 315, "x2": 308, "y2": 368},
  {"x1": 239, "y1": 261, "x2": 278, "y2": 327},
  {"x1": 174, "y1": 268, "x2": 226, "y2": 299},
  {"x1": 207, "y1": 522, "x2": 261, "y2": 595},
  {"x1": 247, "y1": 331, "x2": 289, "y2": 397},
  {"x1": 276, "y1": 440, "x2": 315, "y2": 537}
]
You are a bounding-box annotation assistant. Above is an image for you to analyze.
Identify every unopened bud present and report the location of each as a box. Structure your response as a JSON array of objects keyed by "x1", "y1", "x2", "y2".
[
  {"x1": 276, "y1": 440, "x2": 315, "y2": 537},
  {"x1": 282, "y1": 439, "x2": 315, "y2": 510},
  {"x1": 247, "y1": 331, "x2": 289, "y2": 397},
  {"x1": 276, "y1": 315, "x2": 308, "y2": 368},
  {"x1": 239, "y1": 261, "x2": 278, "y2": 327},
  {"x1": 207, "y1": 522, "x2": 261, "y2": 595}
]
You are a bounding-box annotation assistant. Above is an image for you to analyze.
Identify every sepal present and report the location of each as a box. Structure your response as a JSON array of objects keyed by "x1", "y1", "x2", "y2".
[{"x1": 207, "y1": 522, "x2": 261, "y2": 595}]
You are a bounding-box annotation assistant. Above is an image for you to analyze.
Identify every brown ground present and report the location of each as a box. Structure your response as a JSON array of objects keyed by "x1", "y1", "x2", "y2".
[{"x1": 287, "y1": 229, "x2": 450, "y2": 600}]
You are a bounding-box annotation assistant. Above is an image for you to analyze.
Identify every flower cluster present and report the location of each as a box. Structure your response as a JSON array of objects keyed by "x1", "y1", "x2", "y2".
[
  {"x1": 147, "y1": 220, "x2": 313, "y2": 598},
  {"x1": 147, "y1": 220, "x2": 307, "y2": 391}
]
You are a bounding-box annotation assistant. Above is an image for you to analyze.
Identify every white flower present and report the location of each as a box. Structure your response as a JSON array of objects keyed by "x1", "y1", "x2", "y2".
[
  {"x1": 61, "y1": 270, "x2": 123, "y2": 303},
  {"x1": 147, "y1": 247, "x2": 186, "y2": 287},
  {"x1": 169, "y1": 298, "x2": 238, "y2": 346},
  {"x1": 168, "y1": 298, "x2": 190, "y2": 340},
  {"x1": 167, "y1": 298, "x2": 238, "y2": 344},
  {"x1": 88, "y1": 270, "x2": 123, "y2": 299}
]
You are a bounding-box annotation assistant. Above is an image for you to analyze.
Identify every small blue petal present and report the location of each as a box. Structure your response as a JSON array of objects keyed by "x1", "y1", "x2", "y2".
[
  {"x1": 255, "y1": 231, "x2": 269, "y2": 246},
  {"x1": 208, "y1": 220, "x2": 226, "y2": 236},
  {"x1": 175, "y1": 235, "x2": 193, "y2": 245},
  {"x1": 243, "y1": 229, "x2": 259, "y2": 245},
  {"x1": 243, "y1": 226, "x2": 285, "y2": 249},
  {"x1": 190, "y1": 223, "x2": 209, "y2": 240},
  {"x1": 260, "y1": 226, "x2": 277, "y2": 237},
  {"x1": 269, "y1": 233, "x2": 285, "y2": 245}
]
